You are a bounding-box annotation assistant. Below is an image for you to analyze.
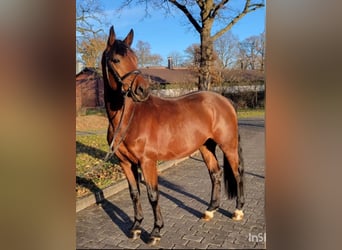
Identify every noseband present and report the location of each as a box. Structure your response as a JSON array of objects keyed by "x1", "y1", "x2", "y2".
[{"x1": 105, "y1": 55, "x2": 147, "y2": 102}]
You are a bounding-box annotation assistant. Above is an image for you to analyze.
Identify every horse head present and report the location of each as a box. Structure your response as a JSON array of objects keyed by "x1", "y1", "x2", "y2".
[{"x1": 102, "y1": 26, "x2": 150, "y2": 102}]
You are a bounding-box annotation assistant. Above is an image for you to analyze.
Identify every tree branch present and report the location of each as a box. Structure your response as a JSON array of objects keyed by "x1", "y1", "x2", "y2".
[
  {"x1": 195, "y1": 0, "x2": 204, "y2": 9},
  {"x1": 168, "y1": 0, "x2": 202, "y2": 33},
  {"x1": 211, "y1": 1, "x2": 264, "y2": 41},
  {"x1": 211, "y1": 0, "x2": 230, "y2": 18}
]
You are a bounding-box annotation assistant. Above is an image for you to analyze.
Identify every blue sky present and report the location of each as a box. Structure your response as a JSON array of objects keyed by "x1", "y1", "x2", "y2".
[{"x1": 91, "y1": 1, "x2": 265, "y2": 65}]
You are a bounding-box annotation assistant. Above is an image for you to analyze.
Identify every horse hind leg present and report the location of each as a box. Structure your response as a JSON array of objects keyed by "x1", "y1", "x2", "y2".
[
  {"x1": 199, "y1": 139, "x2": 223, "y2": 221},
  {"x1": 220, "y1": 138, "x2": 245, "y2": 221}
]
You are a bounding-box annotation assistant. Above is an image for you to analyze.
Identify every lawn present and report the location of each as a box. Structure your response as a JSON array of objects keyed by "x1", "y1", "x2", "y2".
[
  {"x1": 76, "y1": 133, "x2": 123, "y2": 198},
  {"x1": 76, "y1": 113, "x2": 123, "y2": 198},
  {"x1": 237, "y1": 108, "x2": 265, "y2": 119}
]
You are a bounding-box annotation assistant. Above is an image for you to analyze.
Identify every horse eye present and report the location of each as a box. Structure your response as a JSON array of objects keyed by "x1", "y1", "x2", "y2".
[{"x1": 112, "y1": 58, "x2": 120, "y2": 63}]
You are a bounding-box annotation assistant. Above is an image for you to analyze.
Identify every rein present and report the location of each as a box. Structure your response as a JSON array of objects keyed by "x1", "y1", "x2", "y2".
[
  {"x1": 100, "y1": 44, "x2": 151, "y2": 165},
  {"x1": 103, "y1": 94, "x2": 136, "y2": 161},
  {"x1": 91, "y1": 95, "x2": 135, "y2": 172},
  {"x1": 95, "y1": 55, "x2": 139, "y2": 168}
]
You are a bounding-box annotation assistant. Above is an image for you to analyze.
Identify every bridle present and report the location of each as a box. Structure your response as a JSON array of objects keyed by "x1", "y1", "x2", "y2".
[
  {"x1": 99, "y1": 50, "x2": 144, "y2": 163},
  {"x1": 105, "y1": 53, "x2": 147, "y2": 102}
]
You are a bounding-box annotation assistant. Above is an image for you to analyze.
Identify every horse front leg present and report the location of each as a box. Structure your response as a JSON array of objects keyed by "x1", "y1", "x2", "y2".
[
  {"x1": 140, "y1": 160, "x2": 164, "y2": 245},
  {"x1": 121, "y1": 161, "x2": 144, "y2": 239}
]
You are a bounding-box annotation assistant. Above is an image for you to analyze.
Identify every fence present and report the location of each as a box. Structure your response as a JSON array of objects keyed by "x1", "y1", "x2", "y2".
[{"x1": 152, "y1": 85, "x2": 264, "y2": 97}]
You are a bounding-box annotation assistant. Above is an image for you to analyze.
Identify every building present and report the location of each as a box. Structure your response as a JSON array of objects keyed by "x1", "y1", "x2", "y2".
[
  {"x1": 75, "y1": 65, "x2": 265, "y2": 112},
  {"x1": 76, "y1": 67, "x2": 104, "y2": 113},
  {"x1": 140, "y1": 67, "x2": 197, "y2": 86}
]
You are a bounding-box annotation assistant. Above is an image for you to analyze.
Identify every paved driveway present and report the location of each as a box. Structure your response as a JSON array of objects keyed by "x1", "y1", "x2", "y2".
[{"x1": 76, "y1": 118, "x2": 265, "y2": 249}]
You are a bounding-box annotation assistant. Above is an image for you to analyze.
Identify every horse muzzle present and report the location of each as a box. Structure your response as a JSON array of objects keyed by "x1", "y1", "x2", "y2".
[{"x1": 131, "y1": 85, "x2": 151, "y2": 102}]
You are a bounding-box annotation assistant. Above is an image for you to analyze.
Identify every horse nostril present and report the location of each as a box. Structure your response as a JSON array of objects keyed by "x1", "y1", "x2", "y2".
[{"x1": 137, "y1": 86, "x2": 144, "y2": 94}]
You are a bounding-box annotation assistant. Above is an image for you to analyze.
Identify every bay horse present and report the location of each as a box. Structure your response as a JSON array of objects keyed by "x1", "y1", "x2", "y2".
[{"x1": 101, "y1": 26, "x2": 245, "y2": 245}]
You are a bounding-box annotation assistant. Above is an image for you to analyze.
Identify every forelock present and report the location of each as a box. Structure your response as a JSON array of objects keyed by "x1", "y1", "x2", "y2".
[{"x1": 112, "y1": 40, "x2": 130, "y2": 56}]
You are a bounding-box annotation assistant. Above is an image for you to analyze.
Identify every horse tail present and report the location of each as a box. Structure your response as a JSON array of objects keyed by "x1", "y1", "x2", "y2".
[{"x1": 223, "y1": 132, "x2": 244, "y2": 199}]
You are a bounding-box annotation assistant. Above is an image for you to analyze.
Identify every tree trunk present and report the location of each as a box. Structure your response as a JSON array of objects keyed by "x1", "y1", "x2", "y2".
[{"x1": 199, "y1": 24, "x2": 214, "y2": 91}]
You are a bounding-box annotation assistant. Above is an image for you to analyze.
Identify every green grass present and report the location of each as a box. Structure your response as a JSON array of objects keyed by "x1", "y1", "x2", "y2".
[
  {"x1": 77, "y1": 107, "x2": 107, "y2": 117},
  {"x1": 76, "y1": 134, "x2": 123, "y2": 198},
  {"x1": 237, "y1": 108, "x2": 264, "y2": 119},
  {"x1": 85, "y1": 107, "x2": 106, "y2": 116}
]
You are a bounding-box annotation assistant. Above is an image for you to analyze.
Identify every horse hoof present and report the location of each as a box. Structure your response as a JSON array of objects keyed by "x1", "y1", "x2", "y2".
[
  {"x1": 130, "y1": 229, "x2": 141, "y2": 240},
  {"x1": 148, "y1": 236, "x2": 161, "y2": 246},
  {"x1": 232, "y1": 209, "x2": 244, "y2": 221},
  {"x1": 202, "y1": 210, "x2": 215, "y2": 221}
]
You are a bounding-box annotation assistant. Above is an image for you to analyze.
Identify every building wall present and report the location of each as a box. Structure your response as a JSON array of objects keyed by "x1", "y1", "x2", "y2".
[{"x1": 76, "y1": 68, "x2": 104, "y2": 113}]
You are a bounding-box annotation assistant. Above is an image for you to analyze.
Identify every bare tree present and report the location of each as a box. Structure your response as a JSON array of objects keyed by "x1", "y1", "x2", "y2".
[
  {"x1": 168, "y1": 51, "x2": 184, "y2": 67},
  {"x1": 134, "y1": 41, "x2": 163, "y2": 67},
  {"x1": 256, "y1": 31, "x2": 265, "y2": 72},
  {"x1": 239, "y1": 38, "x2": 257, "y2": 70},
  {"x1": 135, "y1": 41, "x2": 151, "y2": 67},
  {"x1": 184, "y1": 44, "x2": 201, "y2": 68},
  {"x1": 149, "y1": 54, "x2": 163, "y2": 66},
  {"x1": 238, "y1": 32, "x2": 265, "y2": 71},
  {"x1": 78, "y1": 35, "x2": 106, "y2": 68},
  {"x1": 214, "y1": 31, "x2": 239, "y2": 69},
  {"x1": 76, "y1": 0, "x2": 106, "y2": 56},
  {"x1": 119, "y1": 0, "x2": 264, "y2": 90}
]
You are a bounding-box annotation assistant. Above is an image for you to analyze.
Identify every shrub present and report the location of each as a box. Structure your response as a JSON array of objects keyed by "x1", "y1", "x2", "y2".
[{"x1": 224, "y1": 90, "x2": 265, "y2": 109}]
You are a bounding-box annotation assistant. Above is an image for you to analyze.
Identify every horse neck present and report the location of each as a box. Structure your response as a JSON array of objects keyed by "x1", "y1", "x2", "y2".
[
  {"x1": 104, "y1": 86, "x2": 122, "y2": 118},
  {"x1": 104, "y1": 86, "x2": 135, "y2": 129}
]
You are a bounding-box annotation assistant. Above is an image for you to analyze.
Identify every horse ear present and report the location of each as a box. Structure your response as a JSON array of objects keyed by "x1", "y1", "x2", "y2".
[
  {"x1": 123, "y1": 29, "x2": 134, "y2": 47},
  {"x1": 107, "y1": 26, "x2": 116, "y2": 47}
]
